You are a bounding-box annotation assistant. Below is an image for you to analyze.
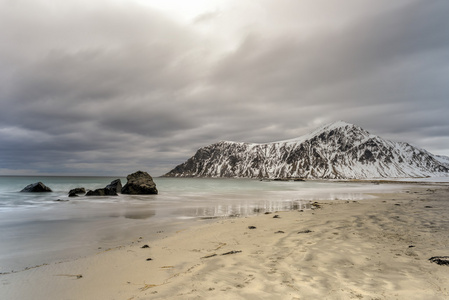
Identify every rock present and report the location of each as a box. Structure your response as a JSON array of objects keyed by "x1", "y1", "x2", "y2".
[
  {"x1": 429, "y1": 256, "x2": 449, "y2": 266},
  {"x1": 21, "y1": 182, "x2": 52, "y2": 192},
  {"x1": 105, "y1": 179, "x2": 122, "y2": 194},
  {"x1": 85, "y1": 179, "x2": 123, "y2": 196},
  {"x1": 298, "y1": 229, "x2": 313, "y2": 234},
  {"x1": 86, "y1": 188, "x2": 117, "y2": 196},
  {"x1": 121, "y1": 171, "x2": 158, "y2": 195},
  {"x1": 68, "y1": 187, "x2": 86, "y2": 197},
  {"x1": 221, "y1": 250, "x2": 242, "y2": 256}
]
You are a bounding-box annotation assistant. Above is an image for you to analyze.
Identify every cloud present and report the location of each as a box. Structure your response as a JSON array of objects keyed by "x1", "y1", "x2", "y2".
[{"x1": 0, "y1": 0, "x2": 448, "y2": 176}]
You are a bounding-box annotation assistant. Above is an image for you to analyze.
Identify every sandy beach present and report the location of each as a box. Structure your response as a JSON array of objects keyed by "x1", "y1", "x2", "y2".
[{"x1": 2, "y1": 183, "x2": 449, "y2": 300}]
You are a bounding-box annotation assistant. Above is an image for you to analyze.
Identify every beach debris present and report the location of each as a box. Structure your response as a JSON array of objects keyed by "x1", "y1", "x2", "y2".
[
  {"x1": 140, "y1": 284, "x2": 157, "y2": 291},
  {"x1": 425, "y1": 206, "x2": 433, "y2": 208},
  {"x1": 248, "y1": 226, "x2": 257, "y2": 229},
  {"x1": 201, "y1": 254, "x2": 218, "y2": 259},
  {"x1": 297, "y1": 230, "x2": 313, "y2": 234},
  {"x1": 222, "y1": 250, "x2": 242, "y2": 256},
  {"x1": 409, "y1": 245, "x2": 415, "y2": 248},
  {"x1": 264, "y1": 212, "x2": 272, "y2": 214},
  {"x1": 213, "y1": 242, "x2": 227, "y2": 250},
  {"x1": 146, "y1": 258, "x2": 153, "y2": 261},
  {"x1": 275, "y1": 231, "x2": 285, "y2": 234},
  {"x1": 20, "y1": 182, "x2": 52, "y2": 193},
  {"x1": 54, "y1": 199, "x2": 69, "y2": 202},
  {"x1": 273, "y1": 215, "x2": 280, "y2": 218},
  {"x1": 57, "y1": 274, "x2": 83, "y2": 279},
  {"x1": 141, "y1": 244, "x2": 150, "y2": 249},
  {"x1": 228, "y1": 214, "x2": 240, "y2": 218},
  {"x1": 429, "y1": 256, "x2": 449, "y2": 266},
  {"x1": 311, "y1": 202, "x2": 321, "y2": 209}
]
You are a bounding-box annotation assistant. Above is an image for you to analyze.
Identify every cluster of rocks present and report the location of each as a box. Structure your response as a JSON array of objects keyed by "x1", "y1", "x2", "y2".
[
  {"x1": 83, "y1": 179, "x2": 123, "y2": 197},
  {"x1": 20, "y1": 171, "x2": 158, "y2": 196}
]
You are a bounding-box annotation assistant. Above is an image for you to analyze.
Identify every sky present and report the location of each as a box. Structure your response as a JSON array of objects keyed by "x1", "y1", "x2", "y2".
[{"x1": 1, "y1": 0, "x2": 448, "y2": 176}]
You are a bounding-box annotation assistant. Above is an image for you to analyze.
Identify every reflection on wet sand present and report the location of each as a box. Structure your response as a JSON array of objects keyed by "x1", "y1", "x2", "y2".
[
  {"x1": 175, "y1": 200, "x2": 312, "y2": 219},
  {"x1": 123, "y1": 209, "x2": 155, "y2": 220},
  {"x1": 109, "y1": 208, "x2": 156, "y2": 220}
]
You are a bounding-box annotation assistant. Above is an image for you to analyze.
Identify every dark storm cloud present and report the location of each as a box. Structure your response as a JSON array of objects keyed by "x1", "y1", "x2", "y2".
[
  {"x1": 0, "y1": 0, "x2": 448, "y2": 176},
  {"x1": 203, "y1": 0, "x2": 449, "y2": 145}
]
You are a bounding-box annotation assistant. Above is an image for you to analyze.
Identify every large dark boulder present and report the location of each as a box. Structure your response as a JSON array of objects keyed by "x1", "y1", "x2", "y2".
[
  {"x1": 121, "y1": 171, "x2": 158, "y2": 194},
  {"x1": 106, "y1": 179, "x2": 122, "y2": 194},
  {"x1": 68, "y1": 187, "x2": 86, "y2": 197},
  {"x1": 21, "y1": 182, "x2": 52, "y2": 192}
]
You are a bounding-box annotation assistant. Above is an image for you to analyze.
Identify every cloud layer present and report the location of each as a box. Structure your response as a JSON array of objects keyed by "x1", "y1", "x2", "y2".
[{"x1": 1, "y1": 0, "x2": 448, "y2": 176}]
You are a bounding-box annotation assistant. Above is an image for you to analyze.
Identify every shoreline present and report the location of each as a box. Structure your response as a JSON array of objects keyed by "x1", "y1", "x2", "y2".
[{"x1": 2, "y1": 183, "x2": 449, "y2": 299}]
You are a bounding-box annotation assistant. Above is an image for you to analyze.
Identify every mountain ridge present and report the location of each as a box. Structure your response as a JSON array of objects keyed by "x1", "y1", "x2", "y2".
[{"x1": 164, "y1": 121, "x2": 449, "y2": 179}]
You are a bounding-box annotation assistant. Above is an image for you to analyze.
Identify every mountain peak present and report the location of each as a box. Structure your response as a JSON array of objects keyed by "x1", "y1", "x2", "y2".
[
  {"x1": 277, "y1": 121, "x2": 367, "y2": 144},
  {"x1": 164, "y1": 122, "x2": 449, "y2": 179},
  {"x1": 312, "y1": 120, "x2": 365, "y2": 133}
]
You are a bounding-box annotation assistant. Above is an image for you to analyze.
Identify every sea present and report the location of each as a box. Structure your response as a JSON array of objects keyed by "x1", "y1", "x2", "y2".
[{"x1": 0, "y1": 176, "x2": 405, "y2": 272}]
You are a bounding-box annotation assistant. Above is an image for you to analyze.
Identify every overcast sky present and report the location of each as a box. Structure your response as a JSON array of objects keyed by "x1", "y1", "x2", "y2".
[{"x1": 1, "y1": 0, "x2": 448, "y2": 176}]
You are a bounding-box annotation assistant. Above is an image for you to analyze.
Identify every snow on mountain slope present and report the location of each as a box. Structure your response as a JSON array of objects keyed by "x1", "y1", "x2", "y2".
[
  {"x1": 434, "y1": 155, "x2": 449, "y2": 168},
  {"x1": 164, "y1": 121, "x2": 449, "y2": 179}
]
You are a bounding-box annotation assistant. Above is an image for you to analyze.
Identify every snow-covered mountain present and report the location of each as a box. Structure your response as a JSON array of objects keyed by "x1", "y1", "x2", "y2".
[{"x1": 164, "y1": 121, "x2": 449, "y2": 179}]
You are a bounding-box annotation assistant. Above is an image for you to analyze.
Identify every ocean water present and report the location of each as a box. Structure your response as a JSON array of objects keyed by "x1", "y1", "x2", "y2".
[{"x1": 0, "y1": 176, "x2": 396, "y2": 272}]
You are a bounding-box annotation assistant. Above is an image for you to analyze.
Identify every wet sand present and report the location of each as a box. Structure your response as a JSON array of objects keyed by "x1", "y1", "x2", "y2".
[{"x1": 1, "y1": 183, "x2": 449, "y2": 299}]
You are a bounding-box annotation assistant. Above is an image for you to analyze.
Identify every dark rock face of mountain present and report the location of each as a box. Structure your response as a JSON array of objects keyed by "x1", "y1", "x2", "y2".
[{"x1": 164, "y1": 121, "x2": 449, "y2": 179}]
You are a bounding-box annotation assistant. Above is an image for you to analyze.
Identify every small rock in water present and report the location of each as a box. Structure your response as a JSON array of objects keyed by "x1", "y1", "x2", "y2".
[
  {"x1": 105, "y1": 179, "x2": 122, "y2": 194},
  {"x1": 21, "y1": 182, "x2": 52, "y2": 193},
  {"x1": 68, "y1": 187, "x2": 86, "y2": 197},
  {"x1": 54, "y1": 199, "x2": 69, "y2": 202}
]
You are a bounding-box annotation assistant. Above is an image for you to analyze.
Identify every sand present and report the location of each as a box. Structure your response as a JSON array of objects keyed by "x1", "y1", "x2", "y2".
[{"x1": 1, "y1": 183, "x2": 449, "y2": 300}]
